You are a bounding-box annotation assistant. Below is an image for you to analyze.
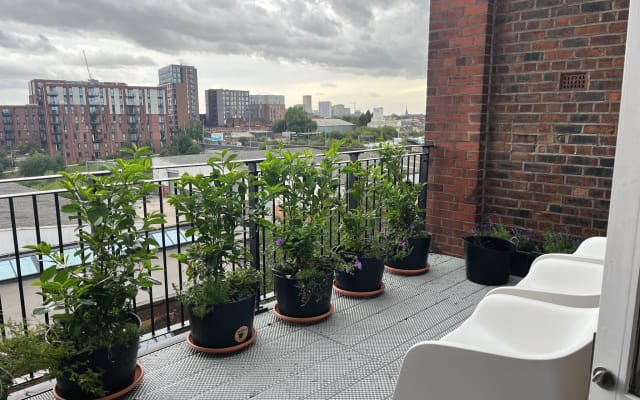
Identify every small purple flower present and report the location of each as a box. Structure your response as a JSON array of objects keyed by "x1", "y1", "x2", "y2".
[
  {"x1": 400, "y1": 239, "x2": 407, "y2": 249},
  {"x1": 409, "y1": 224, "x2": 415, "y2": 230},
  {"x1": 354, "y1": 255, "x2": 363, "y2": 270},
  {"x1": 275, "y1": 238, "x2": 283, "y2": 247}
]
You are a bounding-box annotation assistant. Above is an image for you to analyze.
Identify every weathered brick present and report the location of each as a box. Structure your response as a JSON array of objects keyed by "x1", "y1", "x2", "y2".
[{"x1": 427, "y1": 0, "x2": 625, "y2": 256}]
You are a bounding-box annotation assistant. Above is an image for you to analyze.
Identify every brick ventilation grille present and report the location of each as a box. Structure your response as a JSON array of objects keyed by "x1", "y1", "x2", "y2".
[{"x1": 560, "y1": 73, "x2": 587, "y2": 90}]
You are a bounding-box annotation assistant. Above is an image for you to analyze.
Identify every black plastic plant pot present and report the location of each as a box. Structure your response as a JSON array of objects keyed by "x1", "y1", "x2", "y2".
[
  {"x1": 387, "y1": 237, "x2": 431, "y2": 270},
  {"x1": 189, "y1": 294, "x2": 256, "y2": 349},
  {"x1": 55, "y1": 314, "x2": 141, "y2": 400},
  {"x1": 272, "y1": 269, "x2": 333, "y2": 318},
  {"x1": 510, "y1": 250, "x2": 542, "y2": 277},
  {"x1": 464, "y1": 235, "x2": 515, "y2": 285},
  {"x1": 335, "y1": 256, "x2": 384, "y2": 292}
]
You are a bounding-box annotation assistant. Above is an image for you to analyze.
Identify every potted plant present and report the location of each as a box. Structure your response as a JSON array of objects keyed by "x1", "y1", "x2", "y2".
[
  {"x1": 256, "y1": 144, "x2": 350, "y2": 323},
  {"x1": 464, "y1": 219, "x2": 515, "y2": 285},
  {"x1": 542, "y1": 231, "x2": 581, "y2": 254},
  {"x1": 0, "y1": 322, "x2": 50, "y2": 400},
  {"x1": 168, "y1": 150, "x2": 260, "y2": 353},
  {"x1": 27, "y1": 146, "x2": 164, "y2": 400},
  {"x1": 333, "y1": 159, "x2": 390, "y2": 298},
  {"x1": 378, "y1": 144, "x2": 432, "y2": 275},
  {"x1": 510, "y1": 228, "x2": 543, "y2": 277}
]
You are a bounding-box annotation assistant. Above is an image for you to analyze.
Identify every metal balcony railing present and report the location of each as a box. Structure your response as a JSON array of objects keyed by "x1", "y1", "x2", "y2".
[{"x1": 0, "y1": 145, "x2": 432, "y2": 342}]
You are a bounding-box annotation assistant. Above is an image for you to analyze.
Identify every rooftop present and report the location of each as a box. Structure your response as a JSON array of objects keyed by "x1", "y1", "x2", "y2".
[{"x1": 18, "y1": 254, "x2": 513, "y2": 400}]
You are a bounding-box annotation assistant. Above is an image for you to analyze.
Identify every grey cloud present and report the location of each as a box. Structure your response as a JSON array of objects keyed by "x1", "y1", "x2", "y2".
[
  {"x1": 0, "y1": 0, "x2": 427, "y2": 79},
  {"x1": 0, "y1": 30, "x2": 56, "y2": 53}
]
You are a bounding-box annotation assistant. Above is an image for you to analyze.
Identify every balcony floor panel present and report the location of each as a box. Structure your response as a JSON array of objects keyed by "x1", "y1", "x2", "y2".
[{"x1": 21, "y1": 254, "x2": 518, "y2": 400}]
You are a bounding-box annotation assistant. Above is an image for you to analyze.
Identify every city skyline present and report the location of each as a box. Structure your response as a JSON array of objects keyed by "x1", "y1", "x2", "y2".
[{"x1": 0, "y1": 1, "x2": 428, "y2": 116}]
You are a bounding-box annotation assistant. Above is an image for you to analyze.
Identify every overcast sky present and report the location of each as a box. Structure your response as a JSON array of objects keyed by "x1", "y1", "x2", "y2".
[{"x1": 0, "y1": 0, "x2": 429, "y2": 115}]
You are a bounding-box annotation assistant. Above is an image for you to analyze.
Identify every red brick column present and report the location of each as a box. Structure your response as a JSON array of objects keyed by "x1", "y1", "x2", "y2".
[{"x1": 425, "y1": 0, "x2": 495, "y2": 256}]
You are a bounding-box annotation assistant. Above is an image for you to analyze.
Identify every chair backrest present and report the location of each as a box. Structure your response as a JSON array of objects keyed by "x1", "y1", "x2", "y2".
[{"x1": 573, "y1": 236, "x2": 607, "y2": 261}]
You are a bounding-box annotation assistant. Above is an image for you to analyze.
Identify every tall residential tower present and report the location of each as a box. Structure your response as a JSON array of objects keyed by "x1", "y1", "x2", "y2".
[{"x1": 158, "y1": 64, "x2": 199, "y2": 134}]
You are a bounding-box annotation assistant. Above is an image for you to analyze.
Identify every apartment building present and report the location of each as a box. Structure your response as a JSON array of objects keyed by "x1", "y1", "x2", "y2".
[
  {"x1": 28, "y1": 79, "x2": 169, "y2": 163},
  {"x1": 303, "y1": 95, "x2": 312, "y2": 114},
  {"x1": 249, "y1": 95, "x2": 285, "y2": 125},
  {"x1": 0, "y1": 104, "x2": 42, "y2": 151},
  {"x1": 205, "y1": 89, "x2": 249, "y2": 127},
  {"x1": 318, "y1": 101, "x2": 332, "y2": 118},
  {"x1": 158, "y1": 64, "x2": 199, "y2": 134}
]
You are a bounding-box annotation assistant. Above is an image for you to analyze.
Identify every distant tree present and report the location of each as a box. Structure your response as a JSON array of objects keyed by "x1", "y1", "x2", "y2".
[
  {"x1": 272, "y1": 119, "x2": 286, "y2": 133},
  {"x1": 19, "y1": 153, "x2": 65, "y2": 177},
  {"x1": 0, "y1": 150, "x2": 8, "y2": 176},
  {"x1": 182, "y1": 119, "x2": 204, "y2": 142},
  {"x1": 359, "y1": 110, "x2": 373, "y2": 126},
  {"x1": 339, "y1": 115, "x2": 360, "y2": 125},
  {"x1": 282, "y1": 106, "x2": 317, "y2": 133},
  {"x1": 168, "y1": 134, "x2": 201, "y2": 155}
]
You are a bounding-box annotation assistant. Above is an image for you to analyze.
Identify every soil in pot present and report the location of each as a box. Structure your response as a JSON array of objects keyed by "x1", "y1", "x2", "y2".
[
  {"x1": 54, "y1": 315, "x2": 141, "y2": 400},
  {"x1": 464, "y1": 235, "x2": 515, "y2": 285},
  {"x1": 334, "y1": 256, "x2": 384, "y2": 294},
  {"x1": 272, "y1": 269, "x2": 333, "y2": 319},
  {"x1": 385, "y1": 237, "x2": 431, "y2": 272},
  {"x1": 188, "y1": 294, "x2": 256, "y2": 349}
]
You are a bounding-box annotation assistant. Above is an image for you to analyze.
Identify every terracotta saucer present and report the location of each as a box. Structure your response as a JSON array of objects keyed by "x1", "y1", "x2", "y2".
[
  {"x1": 273, "y1": 303, "x2": 334, "y2": 324},
  {"x1": 186, "y1": 328, "x2": 257, "y2": 354},
  {"x1": 384, "y1": 263, "x2": 431, "y2": 276},
  {"x1": 333, "y1": 281, "x2": 385, "y2": 298},
  {"x1": 53, "y1": 361, "x2": 144, "y2": 400}
]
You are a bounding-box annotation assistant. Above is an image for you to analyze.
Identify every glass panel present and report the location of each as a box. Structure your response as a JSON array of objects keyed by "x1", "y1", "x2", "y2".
[
  {"x1": 0, "y1": 260, "x2": 16, "y2": 280},
  {"x1": 17, "y1": 256, "x2": 38, "y2": 276},
  {"x1": 165, "y1": 229, "x2": 178, "y2": 245}
]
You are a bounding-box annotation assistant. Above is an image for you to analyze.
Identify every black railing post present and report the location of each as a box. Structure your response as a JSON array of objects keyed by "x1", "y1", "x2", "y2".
[
  {"x1": 347, "y1": 152, "x2": 361, "y2": 211},
  {"x1": 9, "y1": 198, "x2": 28, "y2": 326},
  {"x1": 157, "y1": 185, "x2": 171, "y2": 331},
  {"x1": 418, "y1": 145, "x2": 432, "y2": 216},
  {"x1": 247, "y1": 161, "x2": 264, "y2": 312}
]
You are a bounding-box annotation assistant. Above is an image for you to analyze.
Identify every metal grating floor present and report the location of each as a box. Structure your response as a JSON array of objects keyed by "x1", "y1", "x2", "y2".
[{"x1": 17, "y1": 254, "x2": 518, "y2": 400}]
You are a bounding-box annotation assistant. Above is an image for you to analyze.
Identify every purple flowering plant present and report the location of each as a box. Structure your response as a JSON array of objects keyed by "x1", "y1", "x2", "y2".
[{"x1": 255, "y1": 144, "x2": 351, "y2": 305}]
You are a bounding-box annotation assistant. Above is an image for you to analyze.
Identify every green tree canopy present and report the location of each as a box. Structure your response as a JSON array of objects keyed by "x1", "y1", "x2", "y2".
[
  {"x1": 272, "y1": 106, "x2": 317, "y2": 133},
  {"x1": 358, "y1": 110, "x2": 373, "y2": 126},
  {"x1": 181, "y1": 119, "x2": 204, "y2": 142},
  {"x1": 168, "y1": 134, "x2": 201, "y2": 156},
  {"x1": 19, "y1": 153, "x2": 65, "y2": 177}
]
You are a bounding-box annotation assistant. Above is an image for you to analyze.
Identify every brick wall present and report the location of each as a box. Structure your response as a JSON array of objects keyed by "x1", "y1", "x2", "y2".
[{"x1": 426, "y1": 0, "x2": 628, "y2": 256}]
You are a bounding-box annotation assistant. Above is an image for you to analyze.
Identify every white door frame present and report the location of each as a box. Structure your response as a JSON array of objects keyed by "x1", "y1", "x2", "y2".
[{"x1": 589, "y1": 2, "x2": 640, "y2": 399}]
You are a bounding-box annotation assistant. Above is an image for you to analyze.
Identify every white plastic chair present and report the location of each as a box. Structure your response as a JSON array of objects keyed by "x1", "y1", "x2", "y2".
[
  {"x1": 572, "y1": 236, "x2": 606, "y2": 261},
  {"x1": 488, "y1": 254, "x2": 604, "y2": 307},
  {"x1": 393, "y1": 294, "x2": 598, "y2": 400}
]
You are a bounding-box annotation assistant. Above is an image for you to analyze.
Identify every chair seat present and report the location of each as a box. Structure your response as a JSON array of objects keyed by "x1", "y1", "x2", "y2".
[{"x1": 393, "y1": 294, "x2": 598, "y2": 400}]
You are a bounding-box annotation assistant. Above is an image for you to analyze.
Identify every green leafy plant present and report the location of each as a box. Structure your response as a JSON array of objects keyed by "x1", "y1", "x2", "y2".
[
  {"x1": 542, "y1": 231, "x2": 581, "y2": 254},
  {"x1": 0, "y1": 323, "x2": 51, "y2": 400},
  {"x1": 511, "y1": 228, "x2": 542, "y2": 252},
  {"x1": 26, "y1": 145, "x2": 164, "y2": 397},
  {"x1": 338, "y1": 159, "x2": 392, "y2": 264},
  {"x1": 168, "y1": 150, "x2": 260, "y2": 318},
  {"x1": 378, "y1": 144, "x2": 430, "y2": 251},
  {"x1": 473, "y1": 218, "x2": 511, "y2": 240},
  {"x1": 256, "y1": 144, "x2": 350, "y2": 305}
]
